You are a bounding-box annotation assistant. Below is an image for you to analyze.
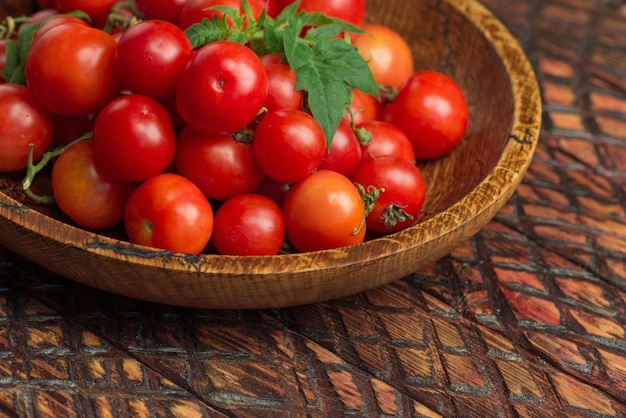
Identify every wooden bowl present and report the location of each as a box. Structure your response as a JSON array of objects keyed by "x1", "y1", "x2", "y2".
[{"x1": 0, "y1": 0, "x2": 541, "y2": 309}]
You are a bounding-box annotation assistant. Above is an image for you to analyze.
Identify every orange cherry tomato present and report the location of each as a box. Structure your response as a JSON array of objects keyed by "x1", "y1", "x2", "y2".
[{"x1": 352, "y1": 24, "x2": 415, "y2": 89}]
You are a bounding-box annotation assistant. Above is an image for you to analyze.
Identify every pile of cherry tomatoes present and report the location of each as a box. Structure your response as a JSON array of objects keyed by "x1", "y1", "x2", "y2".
[{"x1": 0, "y1": 0, "x2": 469, "y2": 256}]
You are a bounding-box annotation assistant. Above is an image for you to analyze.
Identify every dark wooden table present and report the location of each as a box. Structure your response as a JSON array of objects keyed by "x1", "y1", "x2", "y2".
[{"x1": 2, "y1": 0, "x2": 626, "y2": 416}]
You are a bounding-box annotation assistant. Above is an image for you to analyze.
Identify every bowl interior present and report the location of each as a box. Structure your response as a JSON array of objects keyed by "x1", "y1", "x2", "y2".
[
  {"x1": 366, "y1": 0, "x2": 516, "y2": 221},
  {"x1": 0, "y1": 0, "x2": 540, "y2": 309}
]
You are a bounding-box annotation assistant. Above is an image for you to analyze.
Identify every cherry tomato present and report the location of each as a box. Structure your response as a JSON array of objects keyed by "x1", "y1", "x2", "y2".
[
  {"x1": 178, "y1": 0, "x2": 264, "y2": 30},
  {"x1": 352, "y1": 24, "x2": 414, "y2": 90},
  {"x1": 134, "y1": 0, "x2": 186, "y2": 25},
  {"x1": 318, "y1": 118, "x2": 362, "y2": 177},
  {"x1": 253, "y1": 177, "x2": 291, "y2": 207},
  {"x1": 32, "y1": 15, "x2": 90, "y2": 43},
  {"x1": 52, "y1": 140, "x2": 136, "y2": 229},
  {"x1": 29, "y1": 9, "x2": 60, "y2": 24},
  {"x1": 115, "y1": 19, "x2": 192, "y2": 99},
  {"x1": 25, "y1": 23, "x2": 120, "y2": 116},
  {"x1": 176, "y1": 40, "x2": 268, "y2": 135},
  {"x1": 257, "y1": 0, "x2": 277, "y2": 17},
  {"x1": 0, "y1": 84, "x2": 54, "y2": 172},
  {"x1": 55, "y1": 0, "x2": 117, "y2": 21},
  {"x1": 357, "y1": 120, "x2": 415, "y2": 162},
  {"x1": 253, "y1": 109, "x2": 326, "y2": 183},
  {"x1": 382, "y1": 70, "x2": 469, "y2": 160},
  {"x1": 93, "y1": 94, "x2": 176, "y2": 183},
  {"x1": 124, "y1": 173, "x2": 214, "y2": 255},
  {"x1": 212, "y1": 193, "x2": 285, "y2": 256},
  {"x1": 174, "y1": 126, "x2": 266, "y2": 201},
  {"x1": 292, "y1": 0, "x2": 366, "y2": 26},
  {"x1": 282, "y1": 169, "x2": 366, "y2": 252},
  {"x1": 52, "y1": 113, "x2": 95, "y2": 146},
  {"x1": 260, "y1": 53, "x2": 303, "y2": 115},
  {"x1": 344, "y1": 88, "x2": 381, "y2": 126},
  {"x1": 158, "y1": 93, "x2": 186, "y2": 133},
  {"x1": 350, "y1": 155, "x2": 426, "y2": 234}
]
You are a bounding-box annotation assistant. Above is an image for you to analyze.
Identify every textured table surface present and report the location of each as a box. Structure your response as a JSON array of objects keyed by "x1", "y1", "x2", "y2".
[{"x1": 2, "y1": 0, "x2": 626, "y2": 416}]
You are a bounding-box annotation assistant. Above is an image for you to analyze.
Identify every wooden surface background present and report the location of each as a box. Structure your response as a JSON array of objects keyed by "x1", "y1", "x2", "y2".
[{"x1": 1, "y1": 0, "x2": 626, "y2": 416}]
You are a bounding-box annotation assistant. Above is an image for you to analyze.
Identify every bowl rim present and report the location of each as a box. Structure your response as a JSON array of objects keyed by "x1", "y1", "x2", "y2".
[{"x1": 0, "y1": 0, "x2": 542, "y2": 278}]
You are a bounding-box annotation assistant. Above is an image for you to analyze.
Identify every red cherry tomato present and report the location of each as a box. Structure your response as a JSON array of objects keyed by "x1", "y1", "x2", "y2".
[
  {"x1": 93, "y1": 94, "x2": 176, "y2": 183},
  {"x1": 32, "y1": 15, "x2": 90, "y2": 44},
  {"x1": 350, "y1": 155, "x2": 426, "y2": 234},
  {"x1": 52, "y1": 140, "x2": 136, "y2": 229},
  {"x1": 55, "y1": 0, "x2": 117, "y2": 21},
  {"x1": 253, "y1": 109, "x2": 326, "y2": 183},
  {"x1": 257, "y1": 0, "x2": 277, "y2": 17},
  {"x1": 25, "y1": 23, "x2": 120, "y2": 116},
  {"x1": 174, "y1": 126, "x2": 266, "y2": 201},
  {"x1": 52, "y1": 113, "x2": 96, "y2": 146},
  {"x1": 292, "y1": 0, "x2": 366, "y2": 26},
  {"x1": 0, "y1": 83, "x2": 54, "y2": 172},
  {"x1": 176, "y1": 40, "x2": 268, "y2": 135},
  {"x1": 212, "y1": 193, "x2": 285, "y2": 256},
  {"x1": 134, "y1": 0, "x2": 186, "y2": 25},
  {"x1": 260, "y1": 53, "x2": 303, "y2": 115},
  {"x1": 352, "y1": 24, "x2": 415, "y2": 89},
  {"x1": 124, "y1": 173, "x2": 214, "y2": 255},
  {"x1": 253, "y1": 177, "x2": 291, "y2": 207},
  {"x1": 114, "y1": 19, "x2": 192, "y2": 99},
  {"x1": 344, "y1": 88, "x2": 381, "y2": 126},
  {"x1": 282, "y1": 169, "x2": 366, "y2": 252},
  {"x1": 357, "y1": 120, "x2": 415, "y2": 162},
  {"x1": 318, "y1": 118, "x2": 362, "y2": 177},
  {"x1": 382, "y1": 70, "x2": 469, "y2": 160}
]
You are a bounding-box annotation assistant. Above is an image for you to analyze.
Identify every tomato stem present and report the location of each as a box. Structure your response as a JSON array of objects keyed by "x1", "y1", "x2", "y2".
[
  {"x1": 21, "y1": 132, "x2": 93, "y2": 205},
  {"x1": 102, "y1": 1, "x2": 144, "y2": 33},
  {"x1": 380, "y1": 84, "x2": 399, "y2": 102},
  {"x1": 353, "y1": 183, "x2": 384, "y2": 235},
  {"x1": 344, "y1": 102, "x2": 372, "y2": 146},
  {"x1": 381, "y1": 204, "x2": 414, "y2": 230},
  {"x1": 0, "y1": 16, "x2": 30, "y2": 40}
]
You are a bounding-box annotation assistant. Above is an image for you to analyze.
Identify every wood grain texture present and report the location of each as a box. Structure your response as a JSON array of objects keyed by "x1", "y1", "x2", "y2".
[{"x1": 0, "y1": 0, "x2": 542, "y2": 309}]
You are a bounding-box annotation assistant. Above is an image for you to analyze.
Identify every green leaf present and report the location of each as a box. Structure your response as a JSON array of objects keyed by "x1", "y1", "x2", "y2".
[
  {"x1": 283, "y1": 31, "x2": 312, "y2": 69},
  {"x1": 296, "y1": 64, "x2": 352, "y2": 148},
  {"x1": 281, "y1": 23, "x2": 379, "y2": 147},
  {"x1": 314, "y1": 38, "x2": 380, "y2": 97},
  {"x1": 185, "y1": 16, "x2": 234, "y2": 48},
  {"x1": 1, "y1": 39, "x2": 19, "y2": 83},
  {"x1": 261, "y1": 19, "x2": 284, "y2": 54}
]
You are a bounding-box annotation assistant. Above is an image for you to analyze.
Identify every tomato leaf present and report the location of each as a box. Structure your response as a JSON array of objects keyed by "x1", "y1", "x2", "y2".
[
  {"x1": 1, "y1": 39, "x2": 20, "y2": 83},
  {"x1": 296, "y1": 65, "x2": 351, "y2": 148},
  {"x1": 185, "y1": 13, "x2": 244, "y2": 47},
  {"x1": 282, "y1": 14, "x2": 379, "y2": 147}
]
